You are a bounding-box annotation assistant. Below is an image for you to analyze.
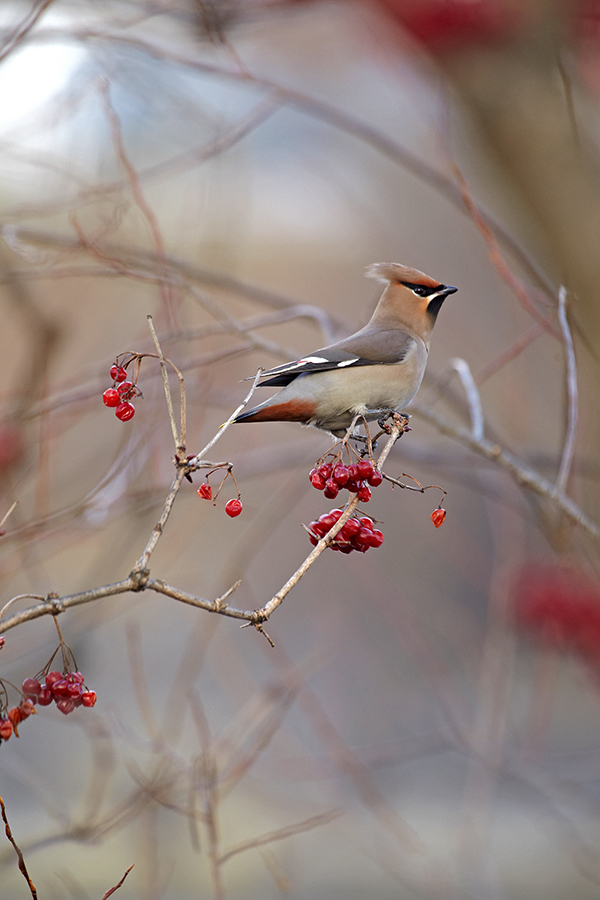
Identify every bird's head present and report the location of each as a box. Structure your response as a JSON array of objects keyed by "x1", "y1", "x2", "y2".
[{"x1": 366, "y1": 262, "x2": 457, "y2": 340}]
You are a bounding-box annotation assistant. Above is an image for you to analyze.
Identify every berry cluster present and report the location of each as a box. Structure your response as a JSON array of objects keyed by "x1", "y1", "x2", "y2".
[
  {"x1": 103, "y1": 363, "x2": 140, "y2": 421},
  {"x1": 308, "y1": 508, "x2": 384, "y2": 553},
  {"x1": 0, "y1": 697, "x2": 36, "y2": 741},
  {"x1": 196, "y1": 469, "x2": 243, "y2": 517},
  {"x1": 514, "y1": 564, "x2": 600, "y2": 672},
  {"x1": 309, "y1": 459, "x2": 383, "y2": 503}
]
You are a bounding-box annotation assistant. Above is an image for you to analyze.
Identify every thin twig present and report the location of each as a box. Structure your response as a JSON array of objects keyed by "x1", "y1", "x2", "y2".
[
  {"x1": 556, "y1": 286, "x2": 578, "y2": 493},
  {"x1": 193, "y1": 368, "x2": 263, "y2": 461},
  {"x1": 450, "y1": 358, "x2": 484, "y2": 441},
  {"x1": 410, "y1": 403, "x2": 600, "y2": 540},
  {"x1": 100, "y1": 77, "x2": 176, "y2": 328},
  {"x1": 0, "y1": 0, "x2": 54, "y2": 64},
  {"x1": 101, "y1": 864, "x2": 134, "y2": 899},
  {"x1": 219, "y1": 809, "x2": 342, "y2": 865},
  {"x1": 0, "y1": 500, "x2": 18, "y2": 531},
  {"x1": 147, "y1": 315, "x2": 184, "y2": 453},
  {"x1": 0, "y1": 795, "x2": 37, "y2": 899},
  {"x1": 0, "y1": 594, "x2": 45, "y2": 621},
  {"x1": 134, "y1": 468, "x2": 187, "y2": 573}
]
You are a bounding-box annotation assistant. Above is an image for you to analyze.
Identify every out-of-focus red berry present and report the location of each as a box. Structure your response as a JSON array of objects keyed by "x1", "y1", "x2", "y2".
[{"x1": 197, "y1": 483, "x2": 213, "y2": 500}]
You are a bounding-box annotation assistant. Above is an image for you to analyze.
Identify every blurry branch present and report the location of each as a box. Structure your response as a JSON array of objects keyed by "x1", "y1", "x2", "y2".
[
  {"x1": 2, "y1": 29, "x2": 554, "y2": 300},
  {"x1": 475, "y1": 322, "x2": 545, "y2": 384},
  {"x1": 0, "y1": 795, "x2": 37, "y2": 899},
  {"x1": 556, "y1": 286, "x2": 578, "y2": 493},
  {"x1": 0, "y1": 0, "x2": 54, "y2": 64},
  {"x1": 218, "y1": 809, "x2": 341, "y2": 865},
  {"x1": 410, "y1": 402, "x2": 600, "y2": 541},
  {"x1": 2, "y1": 227, "x2": 341, "y2": 340},
  {"x1": 449, "y1": 358, "x2": 483, "y2": 441},
  {"x1": 100, "y1": 78, "x2": 176, "y2": 329},
  {"x1": 451, "y1": 164, "x2": 560, "y2": 339}
]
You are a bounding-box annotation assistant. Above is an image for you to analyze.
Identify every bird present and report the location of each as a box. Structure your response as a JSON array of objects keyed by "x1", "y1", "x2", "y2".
[{"x1": 233, "y1": 263, "x2": 457, "y2": 437}]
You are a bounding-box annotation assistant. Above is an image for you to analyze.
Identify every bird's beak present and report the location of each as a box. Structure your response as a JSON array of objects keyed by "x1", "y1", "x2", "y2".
[{"x1": 441, "y1": 285, "x2": 458, "y2": 297}]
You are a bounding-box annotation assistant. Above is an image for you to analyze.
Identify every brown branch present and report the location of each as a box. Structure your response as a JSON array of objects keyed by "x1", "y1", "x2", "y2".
[
  {"x1": 219, "y1": 809, "x2": 342, "y2": 865},
  {"x1": 0, "y1": 795, "x2": 37, "y2": 899},
  {"x1": 451, "y1": 164, "x2": 560, "y2": 339},
  {"x1": 101, "y1": 864, "x2": 134, "y2": 899},
  {"x1": 252, "y1": 417, "x2": 407, "y2": 625},
  {"x1": 410, "y1": 403, "x2": 600, "y2": 540},
  {"x1": 99, "y1": 77, "x2": 176, "y2": 328}
]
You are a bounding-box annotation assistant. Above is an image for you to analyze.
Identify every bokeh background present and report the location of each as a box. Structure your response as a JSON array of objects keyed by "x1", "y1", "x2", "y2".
[{"x1": 1, "y1": 1, "x2": 600, "y2": 897}]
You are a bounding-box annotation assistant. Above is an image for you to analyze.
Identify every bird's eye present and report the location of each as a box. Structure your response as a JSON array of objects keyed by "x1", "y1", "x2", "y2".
[{"x1": 412, "y1": 286, "x2": 427, "y2": 297}]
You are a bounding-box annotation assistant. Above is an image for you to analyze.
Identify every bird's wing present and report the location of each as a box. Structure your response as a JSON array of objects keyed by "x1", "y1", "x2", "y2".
[{"x1": 258, "y1": 328, "x2": 416, "y2": 387}]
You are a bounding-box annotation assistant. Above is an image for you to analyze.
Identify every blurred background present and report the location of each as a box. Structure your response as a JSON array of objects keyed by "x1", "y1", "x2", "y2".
[{"x1": 1, "y1": 0, "x2": 600, "y2": 897}]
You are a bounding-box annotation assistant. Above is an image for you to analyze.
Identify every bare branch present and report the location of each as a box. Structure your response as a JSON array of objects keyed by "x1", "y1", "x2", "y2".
[
  {"x1": 410, "y1": 402, "x2": 600, "y2": 540},
  {"x1": 0, "y1": 795, "x2": 37, "y2": 899},
  {"x1": 556, "y1": 286, "x2": 578, "y2": 493},
  {"x1": 219, "y1": 809, "x2": 342, "y2": 865},
  {"x1": 101, "y1": 864, "x2": 134, "y2": 899},
  {"x1": 450, "y1": 358, "x2": 484, "y2": 441}
]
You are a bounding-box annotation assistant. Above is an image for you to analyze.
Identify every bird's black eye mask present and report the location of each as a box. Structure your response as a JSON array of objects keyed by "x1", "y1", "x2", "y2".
[{"x1": 400, "y1": 281, "x2": 439, "y2": 298}]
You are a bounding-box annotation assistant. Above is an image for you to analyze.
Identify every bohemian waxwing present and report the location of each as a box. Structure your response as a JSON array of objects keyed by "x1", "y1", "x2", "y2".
[{"x1": 233, "y1": 263, "x2": 456, "y2": 437}]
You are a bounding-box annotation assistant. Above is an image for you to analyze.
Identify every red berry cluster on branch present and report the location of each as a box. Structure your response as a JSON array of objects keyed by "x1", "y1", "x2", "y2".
[
  {"x1": 195, "y1": 465, "x2": 242, "y2": 517},
  {"x1": 309, "y1": 458, "x2": 383, "y2": 503},
  {"x1": 29, "y1": 671, "x2": 96, "y2": 715},
  {"x1": 102, "y1": 361, "x2": 140, "y2": 421},
  {"x1": 308, "y1": 509, "x2": 384, "y2": 553},
  {"x1": 0, "y1": 698, "x2": 36, "y2": 741}
]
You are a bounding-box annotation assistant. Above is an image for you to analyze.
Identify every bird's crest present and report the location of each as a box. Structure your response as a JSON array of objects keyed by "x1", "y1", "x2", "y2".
[{"x1": 365, "y1": 262, "x2": 440, "y2": 289}]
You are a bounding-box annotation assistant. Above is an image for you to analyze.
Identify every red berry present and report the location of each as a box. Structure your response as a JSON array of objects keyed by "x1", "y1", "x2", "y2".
[
  {"x1": 357, "y1": 486, "x2": 372, "y2": 503},
  {"x1": 117, "y1": 380, "x2": 133, "y2": 394},
  {"x1": 357, "y1": 460, "x2": 373, "y2": 479},
  {"x1": 197, "y1": 483, "x2": 213, "y2": 501},
  {"x1": 330, "y1": 509, "x2": 344, "y2": 520},
  {"x1": 70, "y1": 672, "x2": 85, "y2": 683},
  {"x1": 430, "y1": 508, "x2": 447, "y2": 528},
  {"x1": 318, "y1": 513, "x2": 338, "y2": 531},
  {"x1": 333, "y1": 465, "x2": 350, "y2": 486},
  {"x1": 7, "y1": 707, "x2": 22, "y2": 726},
  {"x1": 56, "y1": 698, "x2": 75, "y2": 715},
  {"x1": 0, "y1": 718, "x2": 13, "y2": 740},
  {"x1": 67, "y1": 682, "x2": 83, "y2": 698},
  {"x1": 103, "y1": 388, "x2": 120, "y2": 408},
  {"x1": 368, "y1": 529, "x2": 384, "y2": 548},
  {"x1": 323, "y1": 479, "x2": 339, "y2": 499},
  {"x1": 37, "y1": 686, "x2": 53, "y2": 706},
  {"x1": 82, "y1": 690, "x2": 97, "y2": 708},
  {"x1": 310, "y1": 470, "x2": 326, "y2": 490},
  {"x1": 340, "y1": 517, "x2": 360, "y2": 537},
  {"x1": 225, "y1": 498, "x2": 243, "y2": 517},
  {"x1": 18, "y1": 699, "x2": 35, "y2": 718},
  {"x1": 367, "y1": 469, "x2": 383, "y2": 487},
  {"x1": 22, "y1": 677, "x2": 41, "y2": 697},
  {"x1": 115, "y1": 401, "x2": 135, "y2": 422},
  {"x1": 110, "y1": 365, "x2": 128, "y2": 382},
  {"x1": 51, "y1": 678, "x2": 70, "y2": 699},
  {"x1": 318, "y1": 463, "x2": 333, "y2": 480},
  {"x1": 45, "y1": 671, "x2": 62, "y2": 687}
]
